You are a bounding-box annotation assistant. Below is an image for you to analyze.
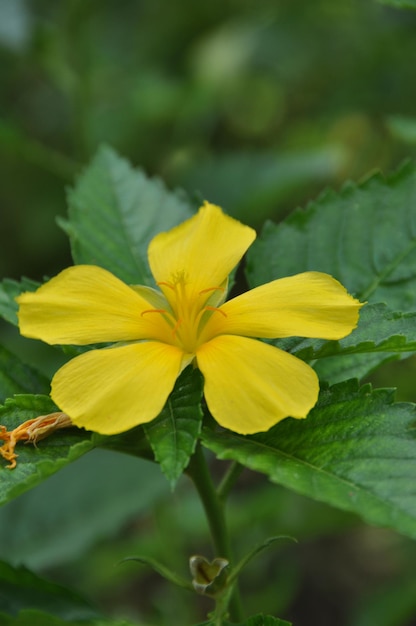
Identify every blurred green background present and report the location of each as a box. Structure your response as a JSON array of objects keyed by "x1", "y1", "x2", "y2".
[{"x1": 1, "y1": 1, "x2": 416, "y2": 625}]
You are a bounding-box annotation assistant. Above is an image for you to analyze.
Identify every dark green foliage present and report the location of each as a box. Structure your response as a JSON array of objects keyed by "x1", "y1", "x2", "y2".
[{"x1": 203, "y1": 380, "x2": 416, "y2": 540}]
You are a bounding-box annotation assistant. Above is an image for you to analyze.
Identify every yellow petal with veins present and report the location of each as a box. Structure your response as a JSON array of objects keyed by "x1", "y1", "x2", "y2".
[
  {"x1": 202, "y1": 272, "x2": 363, "y2": 342},
  {"x1": 17, "y1": 265, "x2": 168, "y2": 345},
  {"x1": 148, "y1": 202, "x2": 255, "y2": 301},
  {"x1": 51, "y1": 341, "x2": 185, "y2": 434},
  {"x1": 196, "y1": 335, "x2": 319, "y2": 434}
]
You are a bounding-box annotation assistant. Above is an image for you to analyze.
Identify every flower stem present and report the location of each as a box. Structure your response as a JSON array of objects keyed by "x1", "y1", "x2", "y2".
[
  {"x1": 217, "y1": 461, "x2": 244, "y2": 502},
  {"x1": 187, "y1": 444, "x2": 243, "y2": 623}
]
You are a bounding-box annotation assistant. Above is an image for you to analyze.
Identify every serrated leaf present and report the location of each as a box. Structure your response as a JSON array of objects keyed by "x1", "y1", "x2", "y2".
[
  {"x1": 0, "y1": 395, "x2": 94, "y2": 505},
  {"x1": 314, "y1": 351, "x2": 404, "y2": 385},
  {"x1": 62, "y1": 145, "x2": 193, "y2": 285},
  {"x1": 0, "y1": 560, "x2": 99, "y2": 620},
  {"x1": 144, "y1": 367, "x2": 204, "y2": 488},
  {"x1": 246, "y1": 161, "x2": 416, "y2": 311},
  {"x1": 289, "y1": 303, "x2": 416, "y2": 360},
  {"x1": 202, "y1": 380, "x2": 416, "y2": 541},
  {"x1": 271, "y1": 303, "x2": 416, "y2": 383},
  {"x1": 0, "y1": 345, "x2": 50, "y2": 403},
  {"x1": 0, "y1": 278, "x2": 39, "y2": 325}
]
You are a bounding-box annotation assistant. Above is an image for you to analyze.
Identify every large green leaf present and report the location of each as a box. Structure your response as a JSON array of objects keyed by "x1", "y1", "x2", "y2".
[
  {"x1": 144, "y1": 367, "x2": 204, "y2": 487},
  {"x1": 0, "y1": 345, "x2": 49, "y2": 403},
  {"x1": 0, "y1": 278, "x2": 39, "y2": 326},
  {"x1": 281, "y1": 303, "x2": 416, "y2": 361},
  {"x1": 0, "y1": 395, "x2": 94, "y2": 505},
  {"x1": 0, "y1": 560, "x2": 99, "y2": 620},
  {"x1": 271, "y1": 303, "x2": 416, "y2": 383},
  {"x1": 246, "y1": 161, "x2": 416, "y2": 310},
  {"x1": 202, "y1": 380, "x2": 416, "y2": 540},
  {"x1": 0, "y1": 450, "x2": 169, "y2": 569},
  {"x1": 61, "y1": 145, "x2": 193, "y2": 285}
]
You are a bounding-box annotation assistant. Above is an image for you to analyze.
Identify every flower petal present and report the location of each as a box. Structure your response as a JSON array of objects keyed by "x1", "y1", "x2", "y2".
[
  {"x1": 196, "y1": 335, "x2": 319, "y2": 434},
  {"x1": 51, "y1": 341, "x2": 184, "y2": 434},
  {"x1": 17, "y1": 265, "x2": 171, "y2": 345},
  {"x1": 148, "y1": 202, "x2": 255, "y2": 298},
  {"x1": 202, "y1": 272, "x2": 363, "y2": 341}
]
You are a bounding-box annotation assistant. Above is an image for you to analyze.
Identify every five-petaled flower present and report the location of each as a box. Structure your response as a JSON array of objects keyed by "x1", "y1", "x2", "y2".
[{"x1": 17, "y1": 202, "x2": 362, "y2": 435}]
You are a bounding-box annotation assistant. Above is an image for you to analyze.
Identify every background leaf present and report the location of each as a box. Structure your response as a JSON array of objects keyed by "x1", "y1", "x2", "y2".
[
  {"x1": 176, "y1": 147, "x2": 345, "y2": 225},
  {"x1": 0, "y1": 613, "x2": 139, "y2": 626},
  {"x1": 202, "y1": 380, "x2": 416, "y2": 541},
  {"x1": 144, "y1": 367, "x2": 204, "y2": 488},
  {"x1": 0, "y1": 560, "x2": 99, "y2": 620},
  {"x1": 0, "y1": 395, "x2": 94, "y2": 505},
  {"x1": 0, "y1": 345, "x2": 49, "y2": 403},
  {"x1": 246, "y1": 161, "x2": 416, "y2": 311},
  {"x1": 61, "y1": 145, "x2": 194, "y2": 285},
  {"x1": 198, "y1": 615, "x2": 291, "y2": 625},
  {"x1": 0, "y1": 450, "x2": 169, "y2": 569},
  {"x1": 0, "y1": 278, "x2": 39, "y2": 326},
  {"x1": 376, "y1": 0, "x2": 416, "y2": 8}
]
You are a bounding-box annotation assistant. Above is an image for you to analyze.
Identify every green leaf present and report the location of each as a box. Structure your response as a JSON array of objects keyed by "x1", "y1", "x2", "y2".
[
  {"x1": 386, "y1": 115, "x2": 416, "y2": 145},
  {"x1": 202, "y1": 380, "x2": 416, "y2": 541},
  {"x1": 349, "y1": 574, "x2": 416, "y2": 626},
  {"x1": 0, "y1": 278, "x2": 39, "y2": 325},
  {"x1": 121, "y1": 555, "x2": 193, "y2": 591},
  {"x1": 62, "y1": 145, "x2": 193, "y2": 285},
  {"x1": 0, "y1": 345, "x2": 50, "y2": 403},
  {"x1": 144, "y1": 367, "x2": 204, "y2": 488},
  {"x1": 0, "y1": 613, "x2": 139, "y2": 626},
  {"x1": 348, "y1": 572, "x2": 416, "y2": 626},
  {"x1": 377, "y1": 0, "x2": 416, "y2": 9},
  {"x1": 272, "y1": 303, "x2": 416, "y2": 383},
  {"x1": 0, "y1": 560, "x2": 99, "y2": 620},
  {"x1": 246, "y1": 161, "x2": 416, "y2": 311},
  {"x1": 198, "y1": 615, "x2": 291, "y2": 626},
  {"x1": 0, "y1": 450, "x2": 169, "y2": 569},
  {"x1": 228, "y1": 536, "x2": 296, "y2": 586},
  {"x1": 178, "y1": 146, "x2": 345, "y2": 225},
  {"x1": 0, "y1": 395, "x2": 94, "y2": 505}
]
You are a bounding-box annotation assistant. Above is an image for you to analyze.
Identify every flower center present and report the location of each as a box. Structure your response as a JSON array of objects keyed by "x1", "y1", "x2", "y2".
[{"x1": 141, "y1": 274, "x2": 226, "y2": 353}]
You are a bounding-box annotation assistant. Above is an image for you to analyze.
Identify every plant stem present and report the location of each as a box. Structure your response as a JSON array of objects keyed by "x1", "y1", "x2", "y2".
[
  {"x1": 217, "y1": 461, "x2": 244, "y2": 502},
  {"x1": 187, "y1": 444, "x2": 243, "y2": 623}
]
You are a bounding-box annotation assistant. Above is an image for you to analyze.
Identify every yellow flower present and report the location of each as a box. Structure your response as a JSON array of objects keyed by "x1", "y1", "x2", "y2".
[{"x1": 17, "y1": 203, "x2": 362, "y2": 436}]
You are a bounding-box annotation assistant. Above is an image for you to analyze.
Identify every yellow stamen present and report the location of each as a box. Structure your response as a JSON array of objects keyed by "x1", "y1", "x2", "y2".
[{"x1": 0, "y1": 412, "x2": 73, "y2": 469}]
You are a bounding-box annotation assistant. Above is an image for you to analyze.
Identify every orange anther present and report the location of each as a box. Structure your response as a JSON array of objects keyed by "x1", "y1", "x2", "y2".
[
  {"x1": 198, "y1": 286, "x2": 225, "y2": 296},
  {"x1": 172, "y1": 318, "x2": 183, "y2": 337},
  {"x1": 205, "y1": 306, "x2": 227, "y2": 317},
  {"x1": 141, "y1": 309, "x2": 168, "y2": 317},
  {"x1": 157, "y1": 281, "x2": 175, "y2": 291},
  {"x1": 0, "y1": 412, "x2": 73, "y2": 469}
]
